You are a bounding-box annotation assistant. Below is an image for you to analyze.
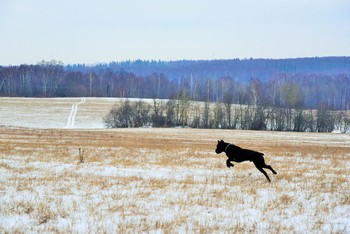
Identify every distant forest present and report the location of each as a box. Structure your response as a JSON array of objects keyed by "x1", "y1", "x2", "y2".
[{"x1": 1, "y1": 57, "x2": 350, "y2": 110}]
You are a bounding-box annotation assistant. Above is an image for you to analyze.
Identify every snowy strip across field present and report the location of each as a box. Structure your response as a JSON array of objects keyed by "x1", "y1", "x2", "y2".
[{"x1": 0, "y1": 97, "x2": 119, "y2": 128}]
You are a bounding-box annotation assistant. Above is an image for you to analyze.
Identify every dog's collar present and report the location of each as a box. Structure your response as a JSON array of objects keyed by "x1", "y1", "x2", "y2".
[{"x1": 225, "y1": 144, "x2": 232, "y2": 152}]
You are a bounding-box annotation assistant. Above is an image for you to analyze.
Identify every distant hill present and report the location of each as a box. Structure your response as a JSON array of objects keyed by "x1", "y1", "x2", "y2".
[{"x1": 67, "y1": 56, "x2": 350, "y2": 82}]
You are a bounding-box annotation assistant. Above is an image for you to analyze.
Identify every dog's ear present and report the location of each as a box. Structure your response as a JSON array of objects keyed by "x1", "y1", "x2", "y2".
[{"x1": 220, "y1": 140, "x2": 224, "y2": 143}]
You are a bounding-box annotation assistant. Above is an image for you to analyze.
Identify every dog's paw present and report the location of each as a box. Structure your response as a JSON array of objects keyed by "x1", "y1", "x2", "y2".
[{"x1": 226, "y1": 161, "x2": 234, "y2": 168}]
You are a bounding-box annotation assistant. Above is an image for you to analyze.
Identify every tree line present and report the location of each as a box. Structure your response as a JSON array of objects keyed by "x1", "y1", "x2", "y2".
[
  {"x1": 103, "y1": 98, "x2": 350, "y2": 133},
  {"x1": 68, "y1": 57, "x2": 350, "y2": 82},
  {"x1": 1, "y1": 59, "x2": 350, "y2": 111}
]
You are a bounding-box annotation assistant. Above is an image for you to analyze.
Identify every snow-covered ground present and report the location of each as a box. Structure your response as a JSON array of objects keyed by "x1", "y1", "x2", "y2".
[
  {"x1": 0, "y1": 125, "x2": 349, "y2": 233},
  {"x1": 0, "y1": 97, "x2": 120, "y2": 128},
  {"x1": 0, "y1": 97, "x2": 169, "y2": 129},
  {"x1": 0, "y1": 98, "x2": 349, "y2": 232}
]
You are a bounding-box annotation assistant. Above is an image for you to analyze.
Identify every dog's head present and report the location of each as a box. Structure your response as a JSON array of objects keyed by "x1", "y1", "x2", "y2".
[{"x1": 215, "y1": 140, "x2": 226, "y2": 154}]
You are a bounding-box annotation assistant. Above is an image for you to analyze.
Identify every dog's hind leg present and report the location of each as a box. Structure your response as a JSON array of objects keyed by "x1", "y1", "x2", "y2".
[
  {"x1": 264, "y1": 165, "x2": 277, "y2": 174},
  {"x1": 258, "y1": 156, "x2": 277, "y2": 175},
  {"x1": 253, "y1": 161, "x2": 271, "y2": 182}
]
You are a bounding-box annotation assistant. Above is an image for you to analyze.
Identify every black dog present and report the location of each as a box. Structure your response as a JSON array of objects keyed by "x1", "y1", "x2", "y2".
[{"x1": 215, "y1": 140, "x2": 277, "y2": 182}]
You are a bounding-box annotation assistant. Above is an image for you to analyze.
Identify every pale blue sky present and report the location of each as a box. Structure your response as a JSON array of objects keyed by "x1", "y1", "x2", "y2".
[{"x1": 1, "y1": 0, "x2": 350, "y2": 65}]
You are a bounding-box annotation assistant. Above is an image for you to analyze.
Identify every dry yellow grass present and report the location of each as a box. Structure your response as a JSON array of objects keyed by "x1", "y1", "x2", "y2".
[{"x1": 0, "y1": 126, "x2": 349, "y2": 233}]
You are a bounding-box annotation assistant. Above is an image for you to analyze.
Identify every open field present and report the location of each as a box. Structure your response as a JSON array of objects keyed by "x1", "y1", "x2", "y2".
[
  {"x1": 0, "y1": 97, "x2": 120, "y2": 128},
  {"x1": 0, "y1": 126, "x2": 349, "y2": 233},
  {"x1": 0, "y1": 97, "x2": 349, "y2": 232}
]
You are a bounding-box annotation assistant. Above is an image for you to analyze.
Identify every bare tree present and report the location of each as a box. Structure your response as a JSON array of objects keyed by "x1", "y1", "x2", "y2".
[
  {"x1": 250, "y1": 106, "x2": 268, "y2": 130},
  {"x1": 202, "y1": 101, "x2": 210, "y2": 128},
  {"x1": 249, "y1": 78, "x2": 262, "y2": 106},
  {"x1": 267, "y1": 76, "x2": 283, "y2": 107},
  {"x1": 223, "y1": 92, "x2": 233, "y2": 128},
  {"x1": 165, "y1": 99, "x2": 175, "y2": 127},
  {"x1": 280, "y1": 81, "x2": 304, "y2": 130},
  {"x1": 317, "y1": 104, "x2": 335, "y2": 132},
  {"x1": 37, "y1": 60, "x2": 64, "y2": 97},
  {"x1": 88, "y1": 72, "x2": 95, "y2": 97},
  {"x1": 151, "y1": 99, "x2": 166, "y2": 127},
  {"x1": 212, "y1": 102, "x2": 224, "y2": 128},
  {"x1": 103, "y1": 99, "x2": 134, "y2": 128}
]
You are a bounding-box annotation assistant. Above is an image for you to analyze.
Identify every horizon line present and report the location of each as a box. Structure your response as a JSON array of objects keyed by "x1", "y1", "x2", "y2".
[{"x1": 2, "y1": 55, "x2": 350, "y2": 67}]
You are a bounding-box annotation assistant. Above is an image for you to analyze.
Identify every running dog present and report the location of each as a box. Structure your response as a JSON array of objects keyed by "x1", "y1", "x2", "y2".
[{"x1": 215, "y1": 140, "x2": 277, "y2": 182}]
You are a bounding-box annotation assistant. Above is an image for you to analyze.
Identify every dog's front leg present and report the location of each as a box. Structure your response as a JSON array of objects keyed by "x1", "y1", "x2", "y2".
[{"x1": 226, "y1": 159, "x2": 234, "y2": 168}]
